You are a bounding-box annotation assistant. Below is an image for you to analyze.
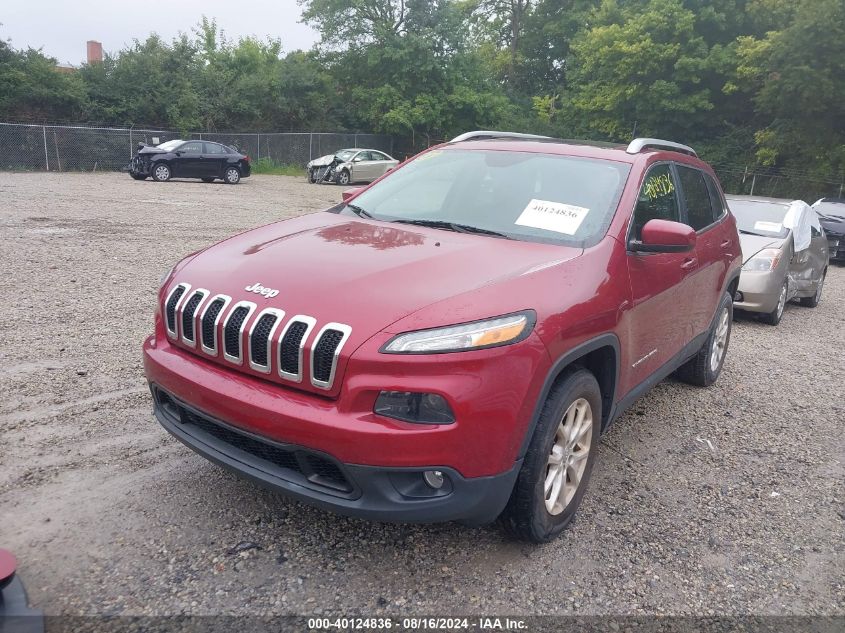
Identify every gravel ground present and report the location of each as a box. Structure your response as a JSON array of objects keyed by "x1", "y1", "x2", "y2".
[{"x1": 1, "y1": 172, "x2": 843, "y2": 617}]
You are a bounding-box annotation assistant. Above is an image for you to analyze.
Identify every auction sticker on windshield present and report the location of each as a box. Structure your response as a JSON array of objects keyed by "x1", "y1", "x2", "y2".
[
  {"x1": 754, "y1": 221, "x2": 783, "y2": 233},
  {"x1": 515, "y1": 199, "x2": 589, "y2": 235}
]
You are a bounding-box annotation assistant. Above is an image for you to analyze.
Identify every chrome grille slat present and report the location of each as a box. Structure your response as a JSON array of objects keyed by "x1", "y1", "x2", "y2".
[
  {"x1": 277, "y1": 316, "x2": 317, "y2": 383},
  {"x1": 221, "y1": 301, "x2": 257, "y2": 365},
  {"x1": 164, "y1": 283, "x2": 191, "y2": 339},
  {"x1": 310, "y1": 323, "x2": 352, "y2": 390},
  {"x1": 248, "y1": 308, "x2": 285, "y2": 373},
  {"x1": 180, "y1": 289, "x2": 209, "y2": 347},
  {"x1": 199, "y1": 294, "x2": 231, "y2": 355}
]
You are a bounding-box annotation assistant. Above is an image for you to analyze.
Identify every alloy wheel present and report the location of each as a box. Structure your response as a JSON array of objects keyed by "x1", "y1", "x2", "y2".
[
  {"x1": 776, "y1": 284, "x2": 787, "y2": 320},
  {"x1": 709, "y1": 306, "x2": 730, "y2": 372},
  {"x1": 154, "y1": 165, "x2": 170, "y2": 181},
  {"x1": 544, "y1": 398, "x2": 593, "y2": 516}
]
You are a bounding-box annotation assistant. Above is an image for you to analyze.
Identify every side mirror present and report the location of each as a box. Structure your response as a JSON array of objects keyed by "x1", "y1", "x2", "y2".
[
  {"x1": 342, "y1": 187, "x2": 363, "y2": 202},
  {"x1": 631, "y1": 219, "x2": 696, "y2": 253}
]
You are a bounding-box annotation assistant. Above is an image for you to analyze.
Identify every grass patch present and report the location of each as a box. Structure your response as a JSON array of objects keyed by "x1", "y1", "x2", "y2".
[{"x1": 251, "y1": 157, "x2": 304, "y2": 177}]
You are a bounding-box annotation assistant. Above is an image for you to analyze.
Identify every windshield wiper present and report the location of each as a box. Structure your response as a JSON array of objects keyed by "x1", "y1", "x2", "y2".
[
  {"x1": 346, "y1": 203, "x2": 374, "y2": 219},
  {"x1": 392, "y1": 219, "x2": 512, "y2": 239},
  {"x1": 738, "y1": 229, "x2": 767, "y2": 237}
]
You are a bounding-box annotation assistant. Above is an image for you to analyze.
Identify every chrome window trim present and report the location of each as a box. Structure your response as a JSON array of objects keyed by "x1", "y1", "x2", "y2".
[
  {"x1": 179, "y1": 288, "x2": 210, "y2": 348},
  {"x1": 221, "y1": 300, "x2": 257, "y2": 365},
  {"x1": 199, "y1": 294, "x2": 232, "y2": 356},
  {"x1": 310, "y1": 323, "x2": 353, "y2": 390},
  {"x1": 163, "y1": 283, "x2": 191, "y2": 340},
  {"x1": 277, "y1": 315, "x2": 318, "y2": 383},
  {"x1": 248, "y1": 308, "x2": 286, "y2": 374}
]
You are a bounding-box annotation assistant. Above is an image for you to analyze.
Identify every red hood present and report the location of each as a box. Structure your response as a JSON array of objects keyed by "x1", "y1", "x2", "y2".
[{"x1": 166, "y1": 211, "x2": 581, "y2": 393}]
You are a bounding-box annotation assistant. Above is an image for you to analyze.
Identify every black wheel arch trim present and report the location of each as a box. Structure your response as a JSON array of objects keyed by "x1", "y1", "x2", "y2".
[{"x1": 517, "y1": 333, "x2": 621, "y2": 459}]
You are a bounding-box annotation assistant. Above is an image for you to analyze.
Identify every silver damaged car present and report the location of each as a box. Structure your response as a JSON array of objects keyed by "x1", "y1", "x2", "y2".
[
  {"x1": 727, "y1": 195, "x2": 828, "y2": 325},
  {"x1": 307, "y1": 148, "x2": 399, "y2": 185}
]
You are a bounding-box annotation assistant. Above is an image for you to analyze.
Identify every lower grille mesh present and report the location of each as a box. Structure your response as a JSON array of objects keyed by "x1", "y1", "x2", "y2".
[
  {"x1": 224, "y1": 306, "x2": 250, "y2": 358},
  {"x1": 201, "y1": 299, "x2": 225, "y2": 349},
  {"x1": 156, "y1": 389, "x2": 354, "y2": 495},
  {"x1": 313, "y1": 329, "x2": 344, "y2": 382}
]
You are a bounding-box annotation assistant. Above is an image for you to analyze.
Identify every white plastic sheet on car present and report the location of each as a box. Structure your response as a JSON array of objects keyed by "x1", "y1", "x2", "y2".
[{"x1": 783, "y1": 200, "x2": 813, "y2": 252}]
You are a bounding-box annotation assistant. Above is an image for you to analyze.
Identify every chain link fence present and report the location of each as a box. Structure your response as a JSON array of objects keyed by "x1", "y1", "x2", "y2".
[
  {"x1": 0, "y1": 122, "x2": 394, "y2": 172},
  {"x1": 712, "y1": 162, "x2": 844, "y2": 203}
]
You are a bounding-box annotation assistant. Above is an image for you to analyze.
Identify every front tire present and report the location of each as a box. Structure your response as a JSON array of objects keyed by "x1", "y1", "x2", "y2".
[
  {"x1": 677, "y1": 291, "x2": 733, "y2": 386},
  {"x1": 760, "y1": 281, "x2": 787, "y2": 325},
  {"x1": 151, "y1": 163, "x2": 171, "y2": 182},
  {"x1": 799, "y1": 271, "x2": 825, "y2": 307},
  {"x1": 336, "y1": 169, "x2": 350, "y2": 186},
  {"x1": 499, "y1": 369, "x2": 601, "y2": 543},
  {"x1": 224, "y1": 167, "x2": 241, "y2": 184}
]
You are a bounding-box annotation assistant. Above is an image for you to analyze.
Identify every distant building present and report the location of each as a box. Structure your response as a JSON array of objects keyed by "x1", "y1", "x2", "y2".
[{"x1": 86, "y1": 40, "x2": 103, "y2": 64}]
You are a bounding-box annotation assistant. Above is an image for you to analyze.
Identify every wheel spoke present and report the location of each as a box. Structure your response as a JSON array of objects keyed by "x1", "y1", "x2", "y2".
[
  {"x1": 570, "y1": 448, "x2": 589, "y2": 464},
  {"x1": 544, "y1": 465, "x2": 558, "y2": 496}
]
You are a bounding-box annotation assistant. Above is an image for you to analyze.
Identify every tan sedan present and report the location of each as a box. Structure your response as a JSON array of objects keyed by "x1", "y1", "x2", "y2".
[{"x1": 728, "y1": 195, "x2": 828, "y2": 325}]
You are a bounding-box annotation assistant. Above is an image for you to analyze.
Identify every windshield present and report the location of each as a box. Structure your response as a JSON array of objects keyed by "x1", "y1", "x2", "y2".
[
  {"x1": 336, "y1": 149, "x2": 358, "y2": 162},
  {"x1": 345, "y1": 149, "x2": 631, "y2": 245},
  {"x1": 729, "y1": 199, "x2": 791, "y2": 238},
  {"x1": 157, "y1": 139, "x2": 183, "y2": 151}
]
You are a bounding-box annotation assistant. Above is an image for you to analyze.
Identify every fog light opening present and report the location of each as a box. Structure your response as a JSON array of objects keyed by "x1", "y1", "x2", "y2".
[{"x1": 423, "y1": 470, "x2": 445, "y2": 489}]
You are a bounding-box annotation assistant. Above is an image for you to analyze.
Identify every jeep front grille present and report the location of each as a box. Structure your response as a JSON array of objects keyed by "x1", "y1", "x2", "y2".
[{"x1": 165, "y1": 283, "x2": 351, "y2": 389}]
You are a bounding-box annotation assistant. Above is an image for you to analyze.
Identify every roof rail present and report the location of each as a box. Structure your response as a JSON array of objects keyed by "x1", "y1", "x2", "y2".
[
  {"x1": 626, "y1": 138, "x2": 697, "y2": 157},
  {"x1": 449, "y1": 130, "x2": 553, "y2": 143}
]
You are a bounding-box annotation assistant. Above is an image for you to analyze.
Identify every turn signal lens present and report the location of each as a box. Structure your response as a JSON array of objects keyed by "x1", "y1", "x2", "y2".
[
  {"x1": 382, "y1": 311, "x2": 535, "y2": 354},
  {"x1": 742, "y1": 248, "x2": 781, "y2": 272}
]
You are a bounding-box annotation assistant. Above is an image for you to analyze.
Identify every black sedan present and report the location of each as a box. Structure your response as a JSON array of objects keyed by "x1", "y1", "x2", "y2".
[
  {"x1": 813, "y1": 197, "x2": 845, "y2": 261},
  {"x1": 129, "y1": 139, "x2": 251, "y2": 184}
]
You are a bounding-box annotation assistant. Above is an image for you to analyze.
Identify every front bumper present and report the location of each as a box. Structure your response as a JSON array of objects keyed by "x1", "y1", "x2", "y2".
[
  {"x1": 151, "y1": 385, "x2": 520, "y2": 524},
  {"x1": 827, "y1": 234, "x2": 844, "y2": 261},
  {"x1": 734, "y1": 270, "x2": 784, "y2": 313}
]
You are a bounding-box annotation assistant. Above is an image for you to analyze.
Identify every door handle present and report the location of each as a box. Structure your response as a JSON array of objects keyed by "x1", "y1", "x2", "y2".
[
  {"x1": 720, "y1": 240, "x2": 732, "y2": 248},
  {"x1": 681, "y1": 258, "x2": 697, "y2": 270}
]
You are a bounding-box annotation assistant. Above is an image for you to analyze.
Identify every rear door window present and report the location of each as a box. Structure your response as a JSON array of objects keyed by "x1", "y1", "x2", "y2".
[
  {"x1": 677, "y1": 165, "x2": 716, "y2": 231},
  {"x1": 204, "y1": 142, "x2": 226, "y2": 154},
  {"x1": 703, "y1": 173, "x2": 727, "y2": 222},
  {"x1": 631, "y1": 164, "x2": 680, "y2": 241}
]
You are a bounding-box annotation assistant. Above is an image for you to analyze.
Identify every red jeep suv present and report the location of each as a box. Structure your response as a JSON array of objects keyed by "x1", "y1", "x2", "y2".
[{"x1": 143, "y1": 132, "x2": 741, "y2": 542}]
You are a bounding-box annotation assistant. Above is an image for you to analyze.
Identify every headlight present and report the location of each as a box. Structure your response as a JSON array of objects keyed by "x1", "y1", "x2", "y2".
[
  {"x1": 381, "y1": 311, "x2": 535, "y2": 354},
  {"x1": 742, "y1": 248, "x2": 782, "y2": 272}
]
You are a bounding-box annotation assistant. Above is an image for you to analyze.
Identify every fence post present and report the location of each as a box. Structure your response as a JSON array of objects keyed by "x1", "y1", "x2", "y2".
[
  {"x1": 839, "y1": 182, "x2": 843, "y2": 198},
  {"x1": 129, "y1": 126, "x2": 133, "y2": 159},
  {"x1": 257, "y1": 134, "x2": 261, "y2": 159},
  {"x1": 354, "y1": 133, "x2": 358, "y2": 148},
  {"x1": 309, "y1": 133, "x2": 313, "y2": 161},
  {"x1": 750, "y1": 173, "x2": 756, "y2": 196},
  {"x1": 42, "y1": 125, "x2": 49, "y2": 171}
]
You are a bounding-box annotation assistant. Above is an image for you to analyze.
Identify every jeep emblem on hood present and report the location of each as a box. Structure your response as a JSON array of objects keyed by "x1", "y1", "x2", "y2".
[{"x1": 244, "y1": 282, "x2": 279, "y2": 298}]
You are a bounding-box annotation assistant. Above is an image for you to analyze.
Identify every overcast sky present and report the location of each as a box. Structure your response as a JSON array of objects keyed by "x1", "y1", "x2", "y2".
[{"x1": 1, "y1": 0, "x2": 320, "y2": 65}]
